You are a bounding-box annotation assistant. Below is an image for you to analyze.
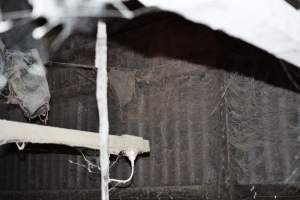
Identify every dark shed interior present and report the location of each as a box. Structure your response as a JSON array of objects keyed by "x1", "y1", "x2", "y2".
[{"x1": 1, "y1": 2, "x2": 300, "y2": 200}]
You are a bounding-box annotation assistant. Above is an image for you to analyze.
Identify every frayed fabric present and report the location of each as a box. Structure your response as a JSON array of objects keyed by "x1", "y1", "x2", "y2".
[{"x1": 0, "y1": 40, "x2": 50, "y2": 120}]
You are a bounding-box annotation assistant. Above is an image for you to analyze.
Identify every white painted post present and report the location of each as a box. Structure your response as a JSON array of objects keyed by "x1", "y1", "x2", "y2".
[{"x1": 95, "y1": 21, "x2": 110, "y2": 200}]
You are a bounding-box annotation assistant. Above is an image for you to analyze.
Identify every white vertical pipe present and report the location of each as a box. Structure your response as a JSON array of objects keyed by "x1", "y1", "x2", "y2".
[{"x1": 95, "y1": 21, "x2": 109, "y2": 200}]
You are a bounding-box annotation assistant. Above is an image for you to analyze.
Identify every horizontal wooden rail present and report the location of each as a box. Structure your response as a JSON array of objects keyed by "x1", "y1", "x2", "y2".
[{"x1": 0, "y1": 119, "x2": 150, "y2": 155}]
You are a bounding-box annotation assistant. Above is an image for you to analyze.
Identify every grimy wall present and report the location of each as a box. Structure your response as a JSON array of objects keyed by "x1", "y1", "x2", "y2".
[{"x1": 1, "y1": 12, "x2": 300, "y2": 200}]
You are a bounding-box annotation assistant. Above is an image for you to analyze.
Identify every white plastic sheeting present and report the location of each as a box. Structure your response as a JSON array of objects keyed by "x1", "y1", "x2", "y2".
[{"x1": 140, "y1": 0, "x2": 300, "y2": 68}]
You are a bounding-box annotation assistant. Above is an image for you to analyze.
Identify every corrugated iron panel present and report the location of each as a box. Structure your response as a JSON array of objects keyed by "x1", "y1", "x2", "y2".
[
  {"x1": 226, "y1": 68, "x2": 300, "y2": 185},
  {"x1": 0, "y1": 13, "x2": 229, "y2": 199},
  {"x1": 107, "y1": 14, "x2": 227, "y2": 195},
  {"x1": 217, "y1": 33, "x2": 300, "y2": 187},
  {"x1": 0, "y1": 66, "x2": 100, "y2": 191},
  {"x1": 0, "y1": 11, "x2": 300, "y2": 200}
]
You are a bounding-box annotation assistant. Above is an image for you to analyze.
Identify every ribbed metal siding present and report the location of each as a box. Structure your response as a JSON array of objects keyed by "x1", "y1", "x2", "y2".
[
  {"x1": 217, "y1": 33, "x2": 300, "y2": 186},
  {"x1": 1, "y1": 11, "x2": 300, "y2": 200},
  {"x1": 226, "y1": 73, "x2": 300, "y2": 185},
  {"x1": 0, "y1": 14, "x2": 229, "y2": 198},
  {"x1": 0, "y1": 66, "x2": 101, "y2": 191},
  {"x1": 112, "y1": 64, "x2": 226, "y2": 188},
  {"x1": 108, "y1": 14, "x2": 227, "y2": 192}
]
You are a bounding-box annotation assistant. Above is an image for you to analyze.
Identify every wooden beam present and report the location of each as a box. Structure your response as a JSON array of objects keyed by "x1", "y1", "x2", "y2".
[{"x1": 0, "y1": 119, "x2": 150, "y2": 155}]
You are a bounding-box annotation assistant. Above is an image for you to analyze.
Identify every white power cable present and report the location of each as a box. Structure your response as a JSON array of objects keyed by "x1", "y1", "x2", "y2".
[
  {"x1": 109, "y1": 150, "x2": 137, "y2": 184},
  {"x1": 16, "y1": 142, "x2": 25, "y2": 150}
]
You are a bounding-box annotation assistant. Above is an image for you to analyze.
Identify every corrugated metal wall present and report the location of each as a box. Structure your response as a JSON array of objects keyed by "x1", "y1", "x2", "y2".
[
  {"x1": 1, "y1": 12, "x2": 300, "y2": 200},
  {"x1": 218, "y1": 35, "x2": 300, "y2": 187},
  {"x1": 106, "y1": 15, "x2": 228, "y2": 199}
]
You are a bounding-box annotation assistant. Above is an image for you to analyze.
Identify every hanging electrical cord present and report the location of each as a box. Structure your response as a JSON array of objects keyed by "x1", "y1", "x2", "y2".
[
  {"x1": 109, "y1": 150, "x2": 137, "y2": 185},
  {"x1": 16, "y1": 142, "x2": 25, "y2": 150}
]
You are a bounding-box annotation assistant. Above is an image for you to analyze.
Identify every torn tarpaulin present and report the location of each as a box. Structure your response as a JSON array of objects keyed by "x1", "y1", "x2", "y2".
[
  {"x1": 140, "y1": 0, "x2": 300, "y2": 68},
  {"x1": 0, "y1": 41, "x2": 50, "y2": 120}
]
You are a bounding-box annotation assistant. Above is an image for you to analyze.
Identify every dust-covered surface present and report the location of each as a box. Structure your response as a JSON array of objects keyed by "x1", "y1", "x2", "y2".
[
  {"x1": 0, "y1": 43, "x2": 50, "y2": 119},
  {"x1": 1, "y1": 12, "x2": 300, "y2": 200},
  {"x1": 216, "y1": 33, "x2": 300, "y2": 187},
  {"x1": 226, "y1": 74, "x2": 300, "y2": 184}
]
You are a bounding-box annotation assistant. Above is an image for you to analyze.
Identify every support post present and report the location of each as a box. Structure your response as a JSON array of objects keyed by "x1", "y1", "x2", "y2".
[{"x1": 95, "y1": 21, "x2": 109, "y2": 200}]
